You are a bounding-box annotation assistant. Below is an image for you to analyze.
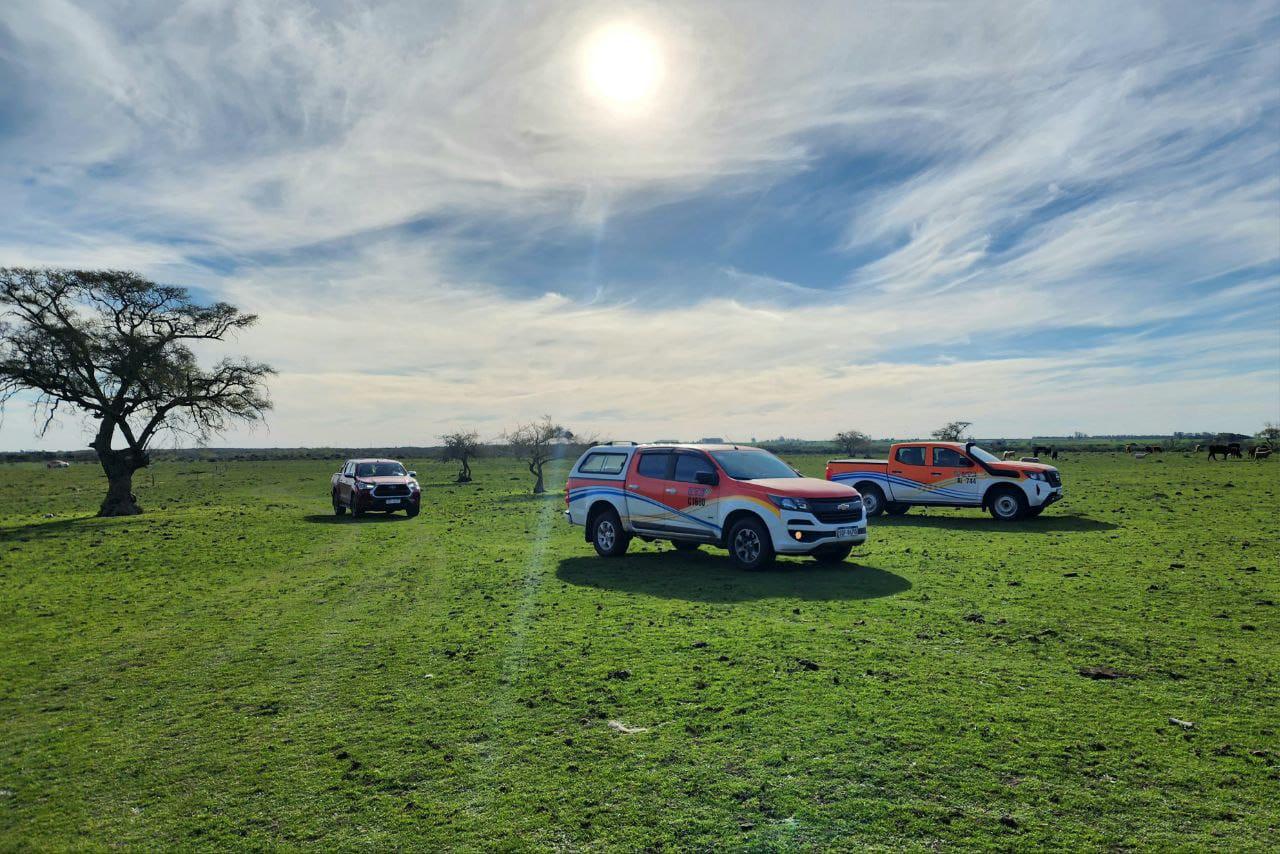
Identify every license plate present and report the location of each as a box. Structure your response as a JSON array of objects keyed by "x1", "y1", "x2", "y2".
[
  {"x1": 385, "y1": 498, "x2": 401, "y2": 504},
  {"x1": 837, "y1": 527, "x2": 856, "y2": 540}
]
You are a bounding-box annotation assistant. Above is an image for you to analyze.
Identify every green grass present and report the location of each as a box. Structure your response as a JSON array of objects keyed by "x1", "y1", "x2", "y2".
[{"x1": 1, "y1": 452, "x2": 1277, "y2": 850}]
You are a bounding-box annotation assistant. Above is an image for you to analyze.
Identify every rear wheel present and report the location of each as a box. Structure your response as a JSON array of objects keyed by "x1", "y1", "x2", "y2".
[
  {"x1": 885, "y1": 502, "x2": 910, "y2": 516},
  {"x1": 728, "y1": 517, "x2": 775, "y2": 571},
  {"x1": 591, "y1": 508, "x2": 630, "y2": 557},
  {"x1": 859, "y1": 484, "x2": 887, "y2": 517},
  {"x1": 988, "y1": 488, "x2": 1027, "y2": 522},
  {"x1": 671, "y1": 540, "x2": 701, "y2": 552},
  {"x1": 812, "y1": 544, "x2": 853, "y2": 564}
]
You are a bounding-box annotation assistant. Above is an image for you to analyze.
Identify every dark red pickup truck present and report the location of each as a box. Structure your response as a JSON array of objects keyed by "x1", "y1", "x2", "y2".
[{"x1": 331, "y1": 458, "x2": 421, "y2": 518}]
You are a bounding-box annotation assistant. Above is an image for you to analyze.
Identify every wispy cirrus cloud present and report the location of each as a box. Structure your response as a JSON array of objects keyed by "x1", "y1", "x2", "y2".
[{"x1": 0, "y1": 0, "x2": 1276, "y2": 449}]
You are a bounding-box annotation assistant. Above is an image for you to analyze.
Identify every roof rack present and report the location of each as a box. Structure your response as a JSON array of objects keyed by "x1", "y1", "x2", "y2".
[{"x1": 604, "y1": 440, "x2": 637, "y2": 446}]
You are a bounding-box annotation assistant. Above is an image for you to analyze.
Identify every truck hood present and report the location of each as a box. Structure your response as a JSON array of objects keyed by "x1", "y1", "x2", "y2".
[
  {"x1": 357, "y1": 475, "x2": 416, "y2": 484},
  {"x1": 747, "y1": 477, "x2": 861, "y2": 498},
  {"x1": 988, "y1": 461, "x2": 1058, "y2": 475}
]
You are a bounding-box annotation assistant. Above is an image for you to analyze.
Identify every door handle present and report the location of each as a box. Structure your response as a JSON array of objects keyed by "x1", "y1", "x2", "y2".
[
  {"x1": 627, "y1": 484, "x2": 639, "y2": 490},
  {"x1": 931, "y1": 472, "x2": 942, "y2": 476},
  {"x1": 890, "y1": 469, "x2": 903, "y2": 474},
  {"x1": 664, "y1": 487, "x2": 677, "y2": 494}
]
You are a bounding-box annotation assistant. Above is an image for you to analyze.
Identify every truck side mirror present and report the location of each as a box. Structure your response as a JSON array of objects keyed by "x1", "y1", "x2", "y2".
[
  {"x1": 695, "y1": 470, "x2": 719, "y2": 486},
  {"x1": 408, "y1": 471, "x2": 417, "y2": 478}
]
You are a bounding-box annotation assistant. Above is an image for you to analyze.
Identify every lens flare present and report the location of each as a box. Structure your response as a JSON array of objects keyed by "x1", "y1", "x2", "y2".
[{"x1": 581, "y1": 22, "x2": 664, "y2": 112}]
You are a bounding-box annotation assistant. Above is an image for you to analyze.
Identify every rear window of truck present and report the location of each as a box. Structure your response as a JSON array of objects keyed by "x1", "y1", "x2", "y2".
[{"x1": 578, "y1": 452, "x2": 628, "y2": 475}]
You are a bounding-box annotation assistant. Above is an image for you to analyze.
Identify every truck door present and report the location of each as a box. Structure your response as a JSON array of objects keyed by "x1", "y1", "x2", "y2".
[
  {"x1": 887, "y1": 444, "x2": 932, "y2": 502},
  {"x1": 930, "y1": 445, "x2": 980, "y2": 505},
  {"x1": 338, "y1": 461, "x2": 355, "y2": 503},
  {"x1": 669, "y1": 450, "x2": 722, "y2": 539},
  {"x1": 626, "y1": 450, "x2": 675, "y2": 530}
]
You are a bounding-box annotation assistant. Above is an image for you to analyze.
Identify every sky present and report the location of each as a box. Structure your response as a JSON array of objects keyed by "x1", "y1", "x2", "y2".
[{"x1": 1, "y1": 0, "x2": 1278, "y2": 450}]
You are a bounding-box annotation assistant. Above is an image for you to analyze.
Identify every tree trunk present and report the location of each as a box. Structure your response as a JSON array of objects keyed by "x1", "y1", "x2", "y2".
[
  {"x1": 531, "y1": 462, "x2": 545, "y2": 494},
  {"x1": 93, "y1": 443, "x2": 144, "y2": 517}
]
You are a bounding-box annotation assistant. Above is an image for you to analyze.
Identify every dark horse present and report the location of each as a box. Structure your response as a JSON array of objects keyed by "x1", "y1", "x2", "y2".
[{"x1": 1207, "y1": 443, "x2": 1242, "y2": 460}]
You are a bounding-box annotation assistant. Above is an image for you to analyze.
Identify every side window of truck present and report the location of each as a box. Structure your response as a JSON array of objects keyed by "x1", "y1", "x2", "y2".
[
  {"x1": 895, "y1": 446, "x2": 925, "y2": 466},
  {"x1": 673, "y1": 453, "x2": 715, "y2": 483},
  {"x1": 636, "y1": 451, "x2": 672, "y2": 479},
  {"x1": 578, "y1": 452, "x2": 628, "y2": 475},
  {"x1": 933, "y1": 447, "x2": 970, "y2": 467}
]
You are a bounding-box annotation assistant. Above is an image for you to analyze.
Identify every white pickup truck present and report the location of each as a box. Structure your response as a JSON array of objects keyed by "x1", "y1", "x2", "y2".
[{"x1": 565, "y1": 442, "x2": 867, "y2": 570}]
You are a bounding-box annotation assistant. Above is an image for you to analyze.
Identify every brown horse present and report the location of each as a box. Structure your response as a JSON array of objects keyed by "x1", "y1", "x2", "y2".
[{"x1": 1251, "y1": 445, "x2": 1273, "y2": 460}]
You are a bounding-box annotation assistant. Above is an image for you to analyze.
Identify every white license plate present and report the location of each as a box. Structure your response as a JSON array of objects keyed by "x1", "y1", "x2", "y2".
[
  {"x1": 385, "y1": 498, "x2": 401, "y2": 504},
  {"x1": 837, "y1": 527, "x2": 857, "y2": 540}
]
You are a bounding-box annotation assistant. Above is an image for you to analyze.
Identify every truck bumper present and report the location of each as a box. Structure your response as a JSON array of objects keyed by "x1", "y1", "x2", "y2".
[
  {"x1": 772, "y1": 511, "x2": 868, "y2": 554},
  {"x1": 1032, "y1": 486, "x2": 1065, "y2": 508}
]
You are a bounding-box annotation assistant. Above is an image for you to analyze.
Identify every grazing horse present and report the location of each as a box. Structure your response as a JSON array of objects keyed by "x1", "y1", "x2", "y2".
[
  {"x1": 1124, "y1": 443, "x2": 1135, "y2": 454},
  {"x1": 1001, "y1": 450, "x2": 1016, "y2": 460},
  {"x1": 1033, "y1": 445, "x2": 1052, "y2": 457},
  {"x1": 1208, "y1": 443, "x2": 1243, "y2": 460},
  {"x1": 1252, "y1": 445, "x2": 1273, "y2": 460}
]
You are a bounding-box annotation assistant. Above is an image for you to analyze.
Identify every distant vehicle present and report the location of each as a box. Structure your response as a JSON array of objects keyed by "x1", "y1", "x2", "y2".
[
  {"x1": 826, "y1": 441, "x2": 1063, "y2": 521},
  {"x1": 331, "y1": 458, "x2": 420, "y2": 518},
  {"x1": 565, "y1": 443, "x2": 867, "y2": 570},
  {"x1": 45, "y1": 460, "x2": 70, "y2": 469}
]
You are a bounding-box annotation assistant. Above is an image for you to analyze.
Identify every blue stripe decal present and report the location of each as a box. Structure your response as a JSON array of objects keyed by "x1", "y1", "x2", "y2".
[
  {"x1": 568, "y1": 486, "x2": 722, "y2": 533},
  {"x1": 831, "y1": 471, "x2": 973, "y2": 500}
]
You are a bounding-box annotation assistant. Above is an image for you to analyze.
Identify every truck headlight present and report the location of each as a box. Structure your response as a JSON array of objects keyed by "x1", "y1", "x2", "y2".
[
  {"x1": 1024, "y1": 471, "x2": 1046, "y2": 482},
  {"x1": 358, "y1": 481, "x2": 376, "y2": 490},
  {"x1": 769, "y1": 495, "x2": 809, "y2": 511}
]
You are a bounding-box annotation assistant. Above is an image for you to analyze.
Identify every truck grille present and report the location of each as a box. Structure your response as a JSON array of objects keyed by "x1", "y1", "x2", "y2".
[
  {"x1": 373, "y1": 484, "x2": 411, "y2": 497},
  {"x1": 809, "y1": 498, "x2": 863, "y2": 524},
  {"x1": 1045, "y1": 470, "x2": 1061, "y2": 487}
]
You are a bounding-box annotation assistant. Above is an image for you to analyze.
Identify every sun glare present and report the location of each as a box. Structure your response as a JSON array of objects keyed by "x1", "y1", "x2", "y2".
[{"x1": 581, "y1": 22, "x2": 664, "y2": 112}]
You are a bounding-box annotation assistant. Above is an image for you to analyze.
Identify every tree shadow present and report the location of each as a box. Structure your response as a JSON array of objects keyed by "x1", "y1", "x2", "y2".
[
  {"x1": 301, "y1": 513, "x2": 413, "y2": 524},
  {"x1": 0, "y1": 515, "x2": 100, "y2": 542},
  {"x1": 495, "y1": 492, "x2": 565, "y2": 504},
  {"x1": 555, "y1": 552, "x2": 910, "y2": 603},
  {"x1": 873, "y1": 513, "x2": 1117, "y2": 533}
]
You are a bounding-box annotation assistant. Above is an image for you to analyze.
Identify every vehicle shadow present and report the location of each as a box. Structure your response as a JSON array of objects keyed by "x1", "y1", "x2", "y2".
[
  {"x1": 873, "y1": 513, "x2": 1116, "y2": 533},
  {"x1": 301, "y1": 513, "x2": 412, "y2": 524},
  {"x1": 556, "y1": 552, "x2": 910, "y2": 603}
]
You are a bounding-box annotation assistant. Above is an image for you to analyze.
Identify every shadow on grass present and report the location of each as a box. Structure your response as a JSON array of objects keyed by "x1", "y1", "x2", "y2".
[
  {"x1": 494, "y1": 492, "x2": 565, "y2": 504},
  {"x1": 301, "y1": 513, "x2": 413, "y2": 524},
  {"x1": 0, "y1": 515, "x2": 101, "y2": 542},
  {"x1": 873, "y1": 512, "x2": 1116, "y2": 533},
  {"x1": 556, "y1": 552, "x2": 910, "y2": 602}
]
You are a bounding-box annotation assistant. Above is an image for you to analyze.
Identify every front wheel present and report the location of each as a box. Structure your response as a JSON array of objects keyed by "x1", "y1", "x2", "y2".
[
  {"x1": 332, "y1": 491, "x2": 346, "y2": 516},
  {"x1": 591, "y1": 509, "x2": 630, "y2": 557},
  {"x1": 859, "y1": 484, "x2": 887, "y2": 517},
  {"x1": 406, "y1": 505, "x2": 420, "y2": 518},
  {"x1": 812, "y1": 544, "x2": 853, "y2": 564},
  {"x1": 987, "y1": 488, "x2": 1027, "y2": 522},
  {"x1": 350, "y1": 494, "x2": 365, "y2": 518},
  {"x1": 727, "y1": 517, "x2": 775, "y2": 571}
]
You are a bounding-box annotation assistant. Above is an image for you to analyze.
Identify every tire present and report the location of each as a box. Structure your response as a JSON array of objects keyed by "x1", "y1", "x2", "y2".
[
  {"x1": 671, "y1": 540, "x2": 701, "y2": 552},
  {"x1": 350, "y1": 493, "x2": 365, "y2": 518},
  {"x1": 332, "y1": 491, "x2": 346, "y2": 516},
  {"x1": 987, "y1": 488, "x2": 1027, "y2": 522},
  {"x1": 406, "y1": 505, "x2": 420, "y2": 518},
  {"x1": 885, "y1": 502, "x2": 910, "y2": 516},
  {"x1": 859, "y1": 484, "x2": 887, "y2": 517},
  {"x1": 812, "y1": 544, "x2": 853, "y2": 564},
  {"x1": 590, "y1": 508, "x2": 630, "y2": 557},
  {"x1": 727, "y1": 516, "x2": 775, "y2": 571}
]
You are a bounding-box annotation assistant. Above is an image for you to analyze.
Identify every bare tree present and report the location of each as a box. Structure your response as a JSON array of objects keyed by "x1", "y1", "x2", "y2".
[
  {"x1": 0, "y1": 268, "x2": 273, "y2": 516},
  {"x1": 834, "y1": 429, "x2": 870, "y2": 456},
  {"x1": 931, "y1": 421, "x2": 973, "y2": 442},
  {"x1": 1257, "y1": 422, "x2": 1280, "y2": 446},
  {"x1": 504, "y1": 415, "x2": 570, "y2": 494},
  {"x1": 440, "y1": 429, "x2": 481, "y2": 482}
]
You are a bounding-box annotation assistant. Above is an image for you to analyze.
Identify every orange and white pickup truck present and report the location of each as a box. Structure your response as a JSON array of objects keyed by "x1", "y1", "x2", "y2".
[{"x1": 826, "y1": 441, "x2": 1063, "y2": 521}]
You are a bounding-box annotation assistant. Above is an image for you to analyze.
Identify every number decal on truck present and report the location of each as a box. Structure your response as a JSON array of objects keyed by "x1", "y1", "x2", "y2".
[{"x1": 687, "y1": 486, "x2": 709, "y2": 507}]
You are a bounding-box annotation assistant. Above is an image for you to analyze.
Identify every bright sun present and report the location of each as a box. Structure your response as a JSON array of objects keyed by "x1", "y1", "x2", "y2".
[{"x1": 581, "y1": 22, "x2": 664, "y2": 112}]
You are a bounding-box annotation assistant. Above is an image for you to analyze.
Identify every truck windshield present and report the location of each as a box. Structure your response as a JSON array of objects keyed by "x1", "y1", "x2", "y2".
[
  {"x1": 967, "y1": 446, "x2": 1000, "y2": 464},
  {"x1": 356, "y1": 462, "x2": 406, "y2": 477},
  {"x1": 709, "y1": 449, "x2": 799, "y2": 480}
]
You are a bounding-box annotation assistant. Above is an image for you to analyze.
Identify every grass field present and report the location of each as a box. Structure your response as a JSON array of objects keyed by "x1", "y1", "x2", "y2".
[{"x1": 1, "y1": 451, "x2": 1277, "y2": 849}]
